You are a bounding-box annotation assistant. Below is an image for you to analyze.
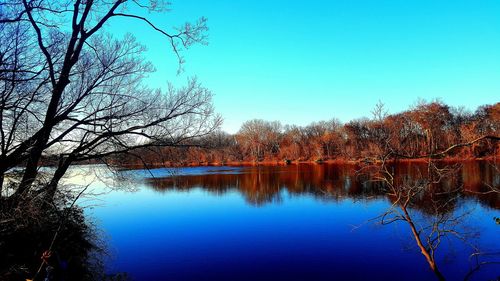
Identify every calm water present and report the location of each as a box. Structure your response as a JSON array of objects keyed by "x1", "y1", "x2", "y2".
[{"x1": 78, "y1": 162, "x2": 500, "y2": 281}]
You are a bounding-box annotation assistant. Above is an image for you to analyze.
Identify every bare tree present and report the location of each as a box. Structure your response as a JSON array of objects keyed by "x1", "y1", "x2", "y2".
[
  {"x1": 360, "y1": 143, "x2": 499, "y2": 280},
  {"x1": 236, "y1": 119, "x2": 282, "y2": 162},
  {"x1": 0, "y1": 0, "x2": 220, "y2": 204}
]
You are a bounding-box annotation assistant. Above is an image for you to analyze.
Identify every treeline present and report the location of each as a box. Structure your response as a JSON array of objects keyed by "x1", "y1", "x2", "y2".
[{"x1": 111, "y1": 100, "x2": 499, "y2": 167}]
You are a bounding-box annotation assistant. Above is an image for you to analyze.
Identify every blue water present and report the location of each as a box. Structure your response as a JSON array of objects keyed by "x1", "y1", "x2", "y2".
[{"x1": 81, "y1": 164, "x2": 499, "y2": 281}]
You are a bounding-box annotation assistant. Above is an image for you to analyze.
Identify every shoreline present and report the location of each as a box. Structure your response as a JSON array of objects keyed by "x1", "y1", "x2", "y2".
[{"x1": 113, "y1": 156, "x2": 498, "y2": 170}]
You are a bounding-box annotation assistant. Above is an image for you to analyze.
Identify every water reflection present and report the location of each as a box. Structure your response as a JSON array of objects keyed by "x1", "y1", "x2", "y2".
[
  {"x1": 145, "y1": 161, "x2": 499, "y2": 211},
  {"x1": 362, "y1": 160, "x2": 499, "y2": 281},
  {"x1": 97, "y1": 161, "x2": 499, "y2": 280}
]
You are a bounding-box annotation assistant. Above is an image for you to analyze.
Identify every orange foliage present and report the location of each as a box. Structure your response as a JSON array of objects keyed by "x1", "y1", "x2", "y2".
[{"x1": 110, "y1": 101, "x2": 499, "y2": 167}]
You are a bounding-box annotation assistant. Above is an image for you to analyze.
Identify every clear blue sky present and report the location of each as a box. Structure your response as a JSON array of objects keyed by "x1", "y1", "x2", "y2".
[{"x1": 109, "y1": 0, "x2": 500, "y2": 133}]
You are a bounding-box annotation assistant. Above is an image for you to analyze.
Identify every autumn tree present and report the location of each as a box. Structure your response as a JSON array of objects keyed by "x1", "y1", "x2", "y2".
[
  {"x1": 470, "y1": 103, "x2": 500, "y2": 156},
  {"x1": 280, "y1": 125, "x2": 303, "y2": 160},
  {"x1": 100, "y1": 101, "x2": 498, "y2": 165},
  {"x1": 236, "y1": 119, "x2": 282, "y2": 161},
  {"x1": 410, "y1": 100, "x2": 454, "y2": 154},
  {"x1": 343, "y1": 118, "x2": 371, "y2": 158}
]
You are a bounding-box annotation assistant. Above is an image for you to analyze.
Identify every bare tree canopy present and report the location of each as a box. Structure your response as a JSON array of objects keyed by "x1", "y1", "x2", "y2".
[
  {"x1": 128, "y1": 100, "x2": 498, "y2": 167},
  {"x1": 0, "y1": 0, "x2": 221, "y2": 201}
]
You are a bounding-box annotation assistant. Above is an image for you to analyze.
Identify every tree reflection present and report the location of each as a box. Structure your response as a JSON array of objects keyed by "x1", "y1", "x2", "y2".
[
  {"x1": 145, "y1": 162, "x2": 498, "y2": 210},
  {"x1": 146, "y1": 164, "x2": 382, "y2": 205},
  {"x1": 143, "y1": 161, "x2": 499, "y2": 280},
  {"x1": 365, "y1": 160, "x2": 499, "y2": 281}
]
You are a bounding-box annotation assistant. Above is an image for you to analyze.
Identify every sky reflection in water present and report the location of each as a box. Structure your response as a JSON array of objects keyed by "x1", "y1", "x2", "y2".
[{"x1": 83, "y1": 163, "x2": 499, "y2": 281}]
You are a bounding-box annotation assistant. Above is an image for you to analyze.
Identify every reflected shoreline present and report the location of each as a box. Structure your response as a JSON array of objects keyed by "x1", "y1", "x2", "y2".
[
  {"x1": 140, "y1": 161, "x2": 500, "y2": 280},
  {"x1": 92, "y1": 161, "x2": 499, "y2": 281},
  {"x1": 142, "y1": 161, "x2": 499, "y2": 211}
]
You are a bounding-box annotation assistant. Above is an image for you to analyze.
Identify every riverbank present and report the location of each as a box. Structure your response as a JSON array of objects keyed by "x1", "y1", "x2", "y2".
[{"x1": 113, "y1": 156, "x2": 498, "y2": 170}]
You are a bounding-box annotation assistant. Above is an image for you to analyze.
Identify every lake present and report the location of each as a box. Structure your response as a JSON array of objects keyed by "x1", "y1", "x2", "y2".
[{"x1": 76, "y1": 161, "x2": 499, "y2": 281}]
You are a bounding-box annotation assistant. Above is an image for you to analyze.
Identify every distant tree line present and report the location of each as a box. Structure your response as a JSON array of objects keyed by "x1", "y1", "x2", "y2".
[{"x1": 114, "y1": 100, "x2": 499, "y2": 167}]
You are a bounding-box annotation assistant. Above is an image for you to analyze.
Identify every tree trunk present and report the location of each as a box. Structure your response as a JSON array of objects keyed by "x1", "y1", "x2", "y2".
[
  {"x1": 402, "y1": 206, "x2": 446, "y2": 281},
  {"x1": 14, "y1": 75, "x2": 71, "y2": 198},
  {"x1": 14, "y1": 142, "x2": 45, "y2": 198},
  {"x1": 0, "y1": 172, "x2": 4, "y2": 197},
  {"x1": 45, "y1": 156, "x2": 73, "y2": 202}
]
